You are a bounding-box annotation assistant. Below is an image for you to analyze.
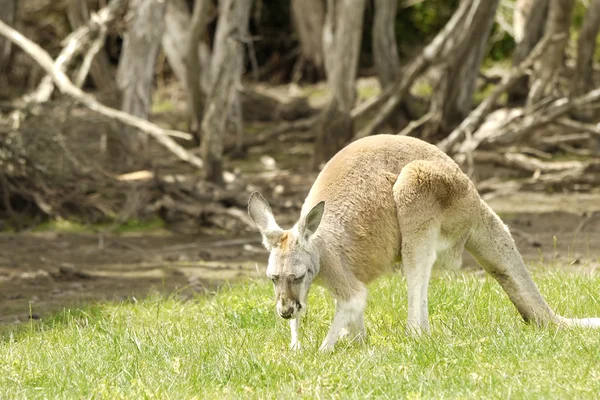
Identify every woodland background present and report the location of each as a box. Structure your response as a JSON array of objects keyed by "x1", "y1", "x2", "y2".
[{"x1": 0, "y1": 0, "x2": 599, "y2": 232}]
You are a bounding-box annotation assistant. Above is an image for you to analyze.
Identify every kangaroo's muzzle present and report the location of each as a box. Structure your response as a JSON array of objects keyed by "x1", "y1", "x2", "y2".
[{"x1": 277, "y1": 299, "x2": 302, "y2": 319}]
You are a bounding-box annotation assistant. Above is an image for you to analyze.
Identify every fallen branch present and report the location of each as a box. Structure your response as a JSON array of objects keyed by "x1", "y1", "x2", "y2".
[
  {"x1": 472, "y1": 151, "x2": 586, "y2": 173},
  {"x1": 478, "y1": 159, "x2": 600, "y2": 198},
  {"x1": 540, "y1": 133, "x2": 592, "y2": 146},
  {"x1": 453, "y1": 87, "x2": 600, "y2": 165},
  {"x1": 438, "y1": 33, "x2": 556, "y2": 154},
  {"x1": 555, "y1": 118, "x2": 600, "y2": 137},
  {"x1": 0, "y1": 19, "x2": 202, "y2": 169}
]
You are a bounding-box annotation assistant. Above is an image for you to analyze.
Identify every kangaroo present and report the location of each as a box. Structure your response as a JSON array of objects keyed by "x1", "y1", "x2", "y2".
[{"x1": 247, "y1": 134, "x2": 600, "y2": 352}]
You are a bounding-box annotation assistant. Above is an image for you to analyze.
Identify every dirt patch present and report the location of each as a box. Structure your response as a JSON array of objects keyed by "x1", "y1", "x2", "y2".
[{"x1": 0, "y1": 231, "x2": 269, "y2": 325}]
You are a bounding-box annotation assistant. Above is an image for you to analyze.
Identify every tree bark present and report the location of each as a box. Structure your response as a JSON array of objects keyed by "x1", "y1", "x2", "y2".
[
  {"x1": 116, "y1": 0, "x2": 167, "y2": 156},
  {"x1": 372, "y1": 0, "x2": 411, "y2": 130},
  {"x1": 200, "y1": 0, "x2": 252, "y2": 184},
  {"x1": 162, "y1": 0, "x2": 191, "y2": 85},
  {"x1": 513, "y1": 0, "x2": 537, "y2": 43},
  {"x1": 430, "y1": 0, "x2": 500, "y2": 133},
  {"x1": 572, "y1": 0, "x2": 600, "y2": 102},
  {"x1": 66, "y1": 0, "x2": 116, "y2": 93},
  {"x1": 312, "y1": 0, "x2": 367, "y2": 169},
  {"x1": 508, "y1": 0, "x2": 548, "y2": 104},
  {"x1": 185, "y1": 0, "x2": 212, "y2": 138},
  {"x1": 527, "y1": 0, "x2": 574, "y2": 105},
  {"x1": 291, "y1": 0, "x2": 325, "y2": 81},
  {"x1": 372, "y1": 0, "x2": 400, "y2": 87},
  {"x1": 0, "y1": 0, "x2": 17, "y2": 73}
]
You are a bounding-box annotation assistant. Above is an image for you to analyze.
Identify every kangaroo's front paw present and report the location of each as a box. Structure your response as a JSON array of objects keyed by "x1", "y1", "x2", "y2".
[{"x1": 290, "y1": 340, "x2": 301, "y2": 351}]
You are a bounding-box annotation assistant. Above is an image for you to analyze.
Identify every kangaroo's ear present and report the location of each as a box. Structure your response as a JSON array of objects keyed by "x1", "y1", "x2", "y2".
[
  {"x1": 298, "y1": 201, "x2": 325, "y2": 241},
  {"x1": 248, "y1": 192, "x2": 282, "y2": 249}
]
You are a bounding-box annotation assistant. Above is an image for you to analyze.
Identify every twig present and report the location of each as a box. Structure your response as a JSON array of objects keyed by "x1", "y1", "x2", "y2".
[
  {"x1": 74, "y1": 16, "x2": 108, "y2": 87},
  {"x1": 397, "y1": 111, "x2": 433, "y2": 136},
  {"x1": 556, "y1": 118, "x2": 600, "y2": 137},
  {"x1": 0, "y1": 19, "x2": 203, "y2": 169}
]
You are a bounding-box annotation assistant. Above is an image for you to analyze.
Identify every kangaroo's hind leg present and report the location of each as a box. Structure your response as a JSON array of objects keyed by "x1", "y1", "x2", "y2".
[{"x1": 393, "y1": 162, "x2": 443, "y2": 335}]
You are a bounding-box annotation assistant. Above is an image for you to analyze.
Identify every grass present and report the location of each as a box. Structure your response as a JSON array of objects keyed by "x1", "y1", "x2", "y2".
[
  {"x1": 31, "y1": 217, "x2": 166, "y2": 235},
  {"x1": 2, "y1": 269, "x2": 600, "y2": 399}
]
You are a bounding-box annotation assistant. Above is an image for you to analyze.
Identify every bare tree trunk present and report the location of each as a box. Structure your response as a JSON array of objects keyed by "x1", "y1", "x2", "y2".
[
  {"x1": 0, "y1": 0, "x2": 17, "y2": 73},
  {"x1": 291, "y1": 0, "x2": 325, "y2": 82},
  {"x1": 372, "y1": 0, "x2": 411, "y2": 130},
  {"x1": 372, "y1": 0, "x2": 399, "y2": 87},
  {"x1": 513, "y1": 0, "x2": 536, "y2": 43},
  {"x1": 201, "y1": 0, "x2": 252, "y2": 184},
  {"x1": 572, "y1": 0, "x2": 600, "y2": 101},
  {"x1": 312, "y1": 0, "x2": 367, "y2": 169},
  {"x1": 185, "y1": 0, "x2": 212, "y2": 138},
  {"x1": 508, "y1": 0, "x2": 548, "y2": 104},
  {"x1": 66, "y1": 0, "x2": 115, "y2": 93},
  {"x1": 430, "y1": 0, "x2": 500, "y2": 133},
  {"x1": 162, "y1": 0, "x2": 190, "y2": 85},
  {"x1": 116, "y1": 0, "x2": 167, "y2": 157},
  {"x1": 527, "y1": 0, "x2": 574, "y2": 105}
]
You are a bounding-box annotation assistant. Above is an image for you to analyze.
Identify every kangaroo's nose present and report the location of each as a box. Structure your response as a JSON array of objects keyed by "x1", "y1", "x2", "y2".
[{"x1": 279, "y1": 306, "x2": 294, "y2": 319}]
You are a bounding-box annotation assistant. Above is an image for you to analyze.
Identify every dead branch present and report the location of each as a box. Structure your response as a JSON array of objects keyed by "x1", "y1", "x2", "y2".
[
  {"x1": 67, "y1": 0, "x2": 117, "y2": 92},
  {"x1": 438, "y1": 33, "x2": 557, "y2": 154},
  {"x1": 453, "y1": 87, "x2": 600, "y2": 163},
  {"x1": 350, "y1": 81, "x2": 394, "y2": 121},
  {"x1": 0, "y1": 19, "x2": 202, "y2": 169},
  {"x1": 540, "y1": 133, "x2": 592, "y2": 146},
  {"x1": 478, "y1": 159, "x2": 600, "y2": 198},
  {"x1": 397, "y1": 111, "x2": 433, "y2": 137},
  {"x1": 25, "y1": 0, "x2": 125, "y2": 105},
  {"x1": 472, "y1": 151, "x2": 585, "y2": 173},
  {"x1": 555, "y1": 118, "x2": 600, "y2": 137}
]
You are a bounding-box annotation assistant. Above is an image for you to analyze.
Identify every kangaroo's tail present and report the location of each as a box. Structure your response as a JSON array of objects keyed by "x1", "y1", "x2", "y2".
[{"x1": 465, "y1": 200, "x2": 600, "y2": 328}]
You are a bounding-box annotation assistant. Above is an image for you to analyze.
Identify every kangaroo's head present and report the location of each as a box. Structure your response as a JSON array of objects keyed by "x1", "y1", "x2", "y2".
[{"x1": 248, "y1": 192, "x2": 325, "y2": 319}]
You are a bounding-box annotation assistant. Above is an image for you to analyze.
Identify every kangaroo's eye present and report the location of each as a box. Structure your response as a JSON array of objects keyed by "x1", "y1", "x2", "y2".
[{"x1": 293, "y1": 275, "x2": 305, "y2": 284}]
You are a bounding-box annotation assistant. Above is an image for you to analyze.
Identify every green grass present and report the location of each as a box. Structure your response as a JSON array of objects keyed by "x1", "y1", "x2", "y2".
[
  {"x1": 2, "y1": 269, "x2": 600, "y2": 398},
  {"x1": 31, "y1": 217, "x2": 166, "y2": 235}
]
